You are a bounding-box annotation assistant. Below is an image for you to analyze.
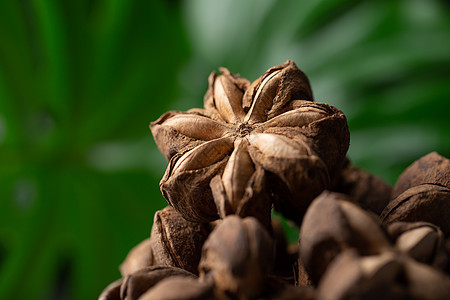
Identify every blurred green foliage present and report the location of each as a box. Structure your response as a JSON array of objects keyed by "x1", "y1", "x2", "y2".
[{"x1": 0, "y1": 0, "x2": 449, "y2": 299}]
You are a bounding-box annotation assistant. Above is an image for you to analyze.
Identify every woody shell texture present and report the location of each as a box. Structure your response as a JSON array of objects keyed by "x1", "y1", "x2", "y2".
[{"x1": 150, "y1": 60, "x2": 349, "y2": 226}]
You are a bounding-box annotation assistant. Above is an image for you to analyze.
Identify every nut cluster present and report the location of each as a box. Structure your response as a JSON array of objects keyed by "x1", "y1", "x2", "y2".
[{"x1": 100, "y1": 62, "x2": 450, "y2": 300}]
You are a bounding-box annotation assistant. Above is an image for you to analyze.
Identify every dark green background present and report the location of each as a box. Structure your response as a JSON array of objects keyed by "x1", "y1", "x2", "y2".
[{"x1": 0, "y1": 0, "x2": 449, "y2": 299}]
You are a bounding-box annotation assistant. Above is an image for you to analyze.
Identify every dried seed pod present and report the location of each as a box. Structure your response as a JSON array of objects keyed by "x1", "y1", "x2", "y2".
[
  {"x1": 387, "y1": 222, "x2": 448, "y2": 269},
  {"x1": 251, "y1": 136, "x2": 332, "y2": 225},
  {"x1": 120, "y1": 266, "x2": 196, "y2": 300},
  {"x1": 159, "y1": 138, "x2": 232, "y2": 222},
  {"x1": 392, "y1": 152, "x2": 450, "y2": 198},
  {"x1": 150, "y1": 206, "x2": 210, "y2": 275},
  {"x1": 297, "y1": 256, "x2": 313, "y2": 286},
  {"x1": 138, "y1": 276, "x2": 214, "y2": 300},
  {"x1": 150, "y1": 61, "x2": 349, "y2": 224},
  {"x1": 299, "y1": 191, "x2": 391, "y2": 284},
  {"x1": 318, "y1": 248, "x2": 450, "y2": 300},
  {"x1": 199, "y1": 216, "x2": 273, "y2": 299},
  {"x1": 98, "y1": 278, "x2": 122, "y2": 300},
  {"x1": 381, "y1": 184, "x2": 450, "y2": 236},
  {"x1": 331, "y1": 158, "x2": 392, "y2": 214},
  {"x1": 204, "y1": 68, "x2": 249, "y2": 124},
  {"x1": 241, "y1": 61, "x2": 313, "y2": 120},
  {"x1": 317, "y1": 250, "x2": 405, "y2": 300},
  {"x1": 397, "y1": 227, "x2": 440, "y2": 265},
  {"x1": 404, "y1": 258, "x2": 450, "y2": 299},
  {"x1": 210, "y1": 161, "x2": 272, "y2": 229},
  {"x1": 120, "y1": 238, "x2": 153, "y2": 277}
]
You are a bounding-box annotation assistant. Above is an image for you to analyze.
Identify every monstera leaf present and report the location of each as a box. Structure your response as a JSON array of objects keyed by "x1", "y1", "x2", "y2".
[
  {"x1": 0, "y1": 1, "x2": 187, "y2": 299},
  {"x1": 0, "y1": 0, "x2": 449, "y2": 299}
]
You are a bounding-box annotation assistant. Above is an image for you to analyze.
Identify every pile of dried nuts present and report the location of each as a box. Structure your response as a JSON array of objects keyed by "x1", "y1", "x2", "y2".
[{"x1": 100, "y1": 61, "x2": 450, "y2": 300}]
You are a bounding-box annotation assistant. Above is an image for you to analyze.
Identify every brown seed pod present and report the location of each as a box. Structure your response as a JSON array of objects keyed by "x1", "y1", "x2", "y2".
[
  {"x1": 404, "y1": 258, "x2": 450, "y2": 299},
  {"x1": 98, "y1": 278, "x2": 122, "y2": 300},
  {"x1": 120, "y1": 266, "x2": 196, "y2": 300},
  {"x1": 150, "y1": 206, "x2": 211, "y2": 275},
  {"x1": 317, "y1": 249, "x2": 406, "y2": 300},
  {"x1": 210, "y1": 163, "x2": 272, "y2": 229},
  {"x1": 387, "y1": 221, "x2": 448, "y2": 269},
  {"x1": 138, "y1": 276, "x2": 214, "y2": 300},
  {"x1": 150, "y1": 60, "x2": 349, "y2": 224},
  {"x1": 297, "y1": 254, "x2": 313, "y2": 287},
  {"x1": 381, "y1": 184, "x2": 450, "y2": 237},
  {"x1": 119, "y1": 238, "x2": 153, "y2": 277},
  {"x1": 199, "y1": 215, "x2": 273, "y2": 299},
  {"x1": 331, "y1": 158, "x2": 392, "y2": 214},
  {"x1": 392, "y1": 152, "x2": 450, "y2": 198},
  {"x1": 299, "y1": 191, "x2": 391, "y2": 284},
  {"x1": 318, "y1": 248, "x2": 450, "y2": 300}
]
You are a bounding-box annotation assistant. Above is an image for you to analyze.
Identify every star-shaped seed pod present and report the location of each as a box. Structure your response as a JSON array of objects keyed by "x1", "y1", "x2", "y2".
[
  {"x1": 119, "y1": 206, "x2": 211, "y2": 278},
  {"x1": 150, "y1": 60, "x2": 349, "y2": 224},
  {"x1": 299, "y1": 191, "x2": 392, "y2": 284},
  {"x1": 149, "y1": 206, "x2": 211, "y2": 275},
  {"x1": 381, "y1": 152, "x2": 450, "y2": 236},
  {"x1": 138, "y1": 276, "x2": 214, "y2": 300},
  {"x1": 316, "y1": 250, "x2": 406, "y2": 300},
  {"x1": 120, "y1": 266, "x2": 196, "y2": 300},
  {"x1": 387, "y1": 222, "x2": 448, "y2": 269},
  {"x1": 299, "y1": 190, "x2": 450, "y2": 290},
  {"x1": 198, "y1": 215, "x2": 274, "y2": 299},
  {"x1": 317, "y1": 249, "x2": 450, "y2": 300},
  {"x1": 99, "y1": 266, "x2": 197, "y2": 300},
  {"x1": 392, "y1": 152, "x2": 450, "y2": 199},
  {"x1": 99, "y1": 278, "x2": 122, "y2": 300},
  {"x1": 381, "y1": 184, "x2": 450, "y2": 237},
  {"x1": 119, "y1": 238, "x2": 153, "y2": 277},
  {"x1": 331, "y1": 158, "x2": 392, "y2": 215}
]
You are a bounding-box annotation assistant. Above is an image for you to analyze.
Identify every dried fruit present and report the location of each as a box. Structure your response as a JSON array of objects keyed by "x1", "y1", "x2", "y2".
[
  {"x1": 397, "y1": 226, "x2": 438, "y2": 259},
  {"x1": 150, "y1": 60, "x2": 349, "y2": 224},
  {"x1": 332, "y1": 158, "x2": 392, "y2": 214},
  {"x1": 387, "y1": 222, "x2": 448, "y2": 269},
  {"x1": 150, "y1": 206, "x2": 210, "y2": 275},
  {"x1": 120, "y1": 238, "x2": 153, "y2": 277},
  {"x1": 210, "y1": 163, "x2": 272, "y2": 228},
  {"x1": 392, "y1": 152, "x2": 450, "y2": 198},
  {"x1": 381, "y1": 184, "x2": 450, "y2": 236},
  {"x1": 297, "y1": 256, "x2": 313, "y2": 286},
  {"x1": 317, "y1": 248, "x2": 450, "y2": 300},
  {"x1": 120, "y1": 266, "x2": 196, "y2": 300},
  {"x1": 138, "y1": 276, "x2": 214, "y2": 300},
  {"x1": 317, "y1": 249, "x2": 406, "y2": 300},
  {"x1": 199, "y1": 215, "x2": 273, "y2": 299},
  {"x1": 299, "y1": 191, "x2": 391, "y2": 284},
  {"x1": 403, "y1": 257, "x2": 450, "y2": 299},
  {"x1": 99, "y1": 278, "x2": 122, "y2": 300}
]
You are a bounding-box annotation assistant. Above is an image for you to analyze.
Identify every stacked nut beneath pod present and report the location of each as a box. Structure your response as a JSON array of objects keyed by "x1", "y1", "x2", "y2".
[
  {"x1": 299, "y1": 152, "x2": 450, "y2": 299},
  {"x1": 99, "y1": 61, "x2": 450, "y2": 300}
]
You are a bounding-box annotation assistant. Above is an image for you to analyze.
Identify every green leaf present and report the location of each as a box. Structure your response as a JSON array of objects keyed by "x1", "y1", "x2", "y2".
[{"x1": 0, "y1": 0, "x2": 186, "y2": 299}]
